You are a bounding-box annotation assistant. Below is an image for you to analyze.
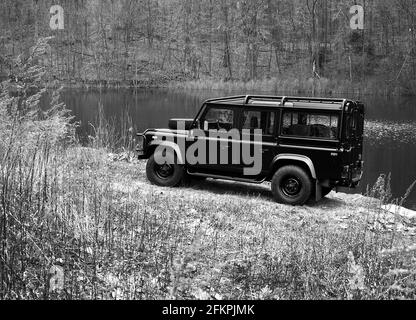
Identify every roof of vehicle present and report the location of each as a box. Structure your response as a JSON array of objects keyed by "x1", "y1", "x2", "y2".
[{"x1": 204, "y1": 95, "x2": 357, "y2": 111}]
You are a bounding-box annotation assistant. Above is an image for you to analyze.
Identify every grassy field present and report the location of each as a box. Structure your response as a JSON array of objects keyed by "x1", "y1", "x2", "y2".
[
  {"x1": 3, "y1": 144, "x2": 415, "y2": 300},
  {"x1": 2, "y1": 38, "x2": 416, "y2": 300}
]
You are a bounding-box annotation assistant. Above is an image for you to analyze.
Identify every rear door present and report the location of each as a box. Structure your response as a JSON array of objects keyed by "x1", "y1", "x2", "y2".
[
  {"x1": 342, "y1": 103, "x2": 365, "y2": 169},
  {"x1": 277, "y1": 109, "x2": 342, "y2": 180}
]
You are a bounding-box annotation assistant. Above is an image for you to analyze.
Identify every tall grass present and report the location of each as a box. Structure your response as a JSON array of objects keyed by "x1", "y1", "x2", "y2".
[
  {"x1": 87, "y1": 102, "x2": 135, "y2": 153},
  {"x1": 2, "y1": 39, "x2": 416, "y2": 300},
  {"x1": 0, "y1": 38, "x2": 76, "y2": 298},
  {"x1": 168, "y1": 76, "x2": 405, "y2": 97}
]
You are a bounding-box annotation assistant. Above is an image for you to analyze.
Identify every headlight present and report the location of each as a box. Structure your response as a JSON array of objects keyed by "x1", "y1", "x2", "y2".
[{"x1": 136, "y1": 135, "x2": 145, "y2": 151}]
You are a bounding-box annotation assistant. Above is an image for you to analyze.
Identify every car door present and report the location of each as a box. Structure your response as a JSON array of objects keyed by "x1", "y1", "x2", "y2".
[
  {"x1": 187, "y1": 104, "x2": 242, "y2": 176},
  {"x1": 239, "y1": 109, "x2": 278, "y2": 179}
]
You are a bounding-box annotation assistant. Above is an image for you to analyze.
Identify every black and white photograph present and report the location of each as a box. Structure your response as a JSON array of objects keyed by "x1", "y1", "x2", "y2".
[{"x1": 1, "y1": 0, "x2": 416, "y2": 310}]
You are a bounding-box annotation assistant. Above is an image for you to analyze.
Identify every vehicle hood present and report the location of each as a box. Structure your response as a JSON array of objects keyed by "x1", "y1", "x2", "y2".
[{"x1": 144, "y1": 128, "x2": 190, "y2": 136}]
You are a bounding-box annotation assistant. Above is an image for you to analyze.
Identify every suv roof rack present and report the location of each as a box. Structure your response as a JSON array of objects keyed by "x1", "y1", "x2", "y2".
[{"x1": 204, "y1": 95, "x2": 349, "y2": 110}]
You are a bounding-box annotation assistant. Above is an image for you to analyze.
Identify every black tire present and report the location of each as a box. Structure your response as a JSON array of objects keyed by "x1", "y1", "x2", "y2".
[
  {"x1": 271, "y1": 165, "x2": 313, "y2": 206},
  {"x1": 146, "y1": 153, "x2": 184, "y2": 187}
]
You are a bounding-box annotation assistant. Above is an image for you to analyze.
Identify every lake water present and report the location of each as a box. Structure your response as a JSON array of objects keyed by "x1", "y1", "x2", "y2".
[{"x1": 61, "y1": 88, "x2": 416, "y2": 209}]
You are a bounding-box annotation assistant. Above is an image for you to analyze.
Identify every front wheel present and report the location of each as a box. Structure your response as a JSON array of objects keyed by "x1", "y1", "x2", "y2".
[
  {"x1": 146, "y1": 153, "x2": 184, "y2": 187},
  {"x1": 271, "y1": 166, "x2": 313, "y2": 206}
]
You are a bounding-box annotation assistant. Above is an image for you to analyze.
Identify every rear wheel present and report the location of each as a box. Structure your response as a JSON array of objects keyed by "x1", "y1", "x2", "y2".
[
  {"x1": 146, "y1": 153, "x2": 184, "y2": 187},
  {"x1": 271, "y1": 166, "x2": 313, "y2": 206}
]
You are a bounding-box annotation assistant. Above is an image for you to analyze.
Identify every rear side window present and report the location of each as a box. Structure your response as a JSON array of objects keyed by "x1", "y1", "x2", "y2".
[
  {"x1": 242, "y1": 110, "x2": 276, "y2": 135},
  {"x1": 282, "y1": 112, "x2": 339, "y2": 140}
]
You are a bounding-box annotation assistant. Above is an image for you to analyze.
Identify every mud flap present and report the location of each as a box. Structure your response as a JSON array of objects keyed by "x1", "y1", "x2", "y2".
[{"x1": 315, "y1": 181, "x2": 323, "y2": 202}]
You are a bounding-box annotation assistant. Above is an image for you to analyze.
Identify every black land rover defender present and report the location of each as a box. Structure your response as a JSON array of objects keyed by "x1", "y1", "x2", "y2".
[{"x1": 136, "y1": 95, "x2": 365, "y2": 206}]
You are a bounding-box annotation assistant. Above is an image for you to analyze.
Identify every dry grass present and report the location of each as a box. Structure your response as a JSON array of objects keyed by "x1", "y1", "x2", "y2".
[
  {"x1": 3, "y1": 140, "x2": 416, "y2": 299},
  {"x1": 2, "y1": 38, "x2": 416, "y2": 300},
  {"x1": 167, "y1": 76, "x2": 404, "y2": 97}
]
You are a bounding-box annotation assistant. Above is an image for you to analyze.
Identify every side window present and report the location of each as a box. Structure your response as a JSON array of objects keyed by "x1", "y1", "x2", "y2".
[
  {"x1": 265, "y1": 112, "x2": 276, "y2": 135},
  {"x1": 202, "y1": 107, "x2": 235, "y2": 131},
  {"x1": 282, "y1": 112, "x2": 339, "y2": 140},
  {"x1": 242, "y1": 111, "x2": 276, "y2": 135},
  {"x1": 242, "y1": 111, "x2": 262, "y2": 131}
]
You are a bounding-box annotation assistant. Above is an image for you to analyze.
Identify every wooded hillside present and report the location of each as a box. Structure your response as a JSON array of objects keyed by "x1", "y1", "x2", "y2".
[{"x1": 1, "y1": 0, "x2": 416, "y2": 93}]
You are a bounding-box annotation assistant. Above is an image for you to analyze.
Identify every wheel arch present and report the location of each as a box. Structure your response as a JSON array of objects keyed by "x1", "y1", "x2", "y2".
[
  {"x1": 147, "y1": 141, "x2": 185, "y2": 164},
  {"x1": 268, "y1": 154, "x2": 317, "y2": 181}
]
